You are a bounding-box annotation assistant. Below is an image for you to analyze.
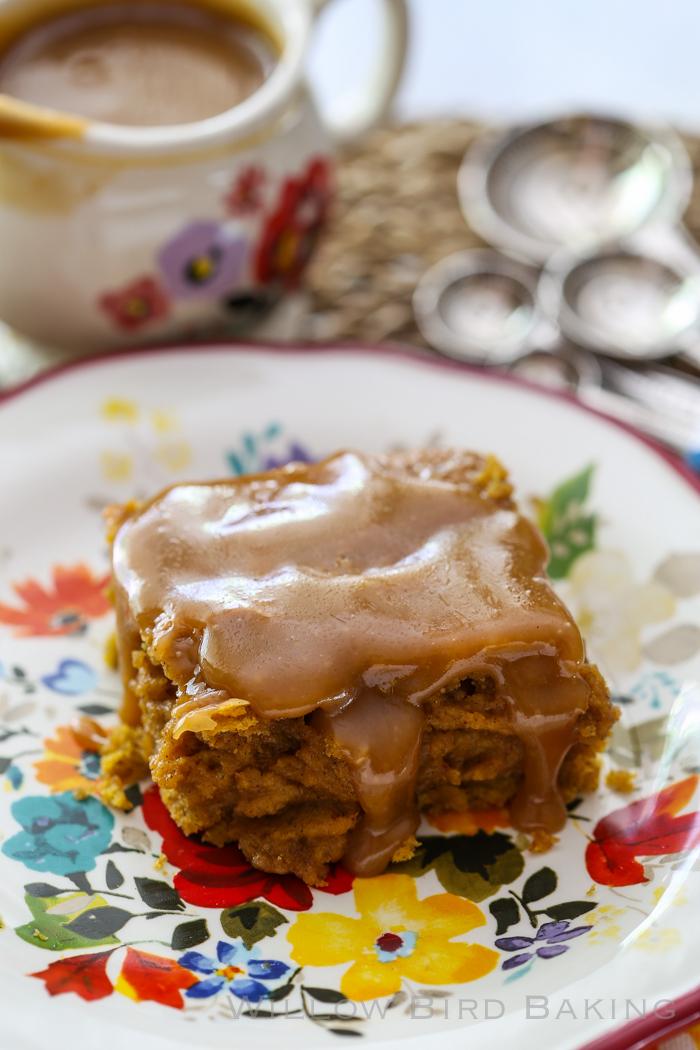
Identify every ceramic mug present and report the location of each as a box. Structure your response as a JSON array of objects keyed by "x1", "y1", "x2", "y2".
[{"x1": 0, "y1": 0, "x2": 408, "y2": 349}]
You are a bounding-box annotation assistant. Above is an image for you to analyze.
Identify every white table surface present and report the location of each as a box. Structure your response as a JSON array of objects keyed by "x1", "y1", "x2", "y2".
[{"x1": 308, "y1": 0, "x2": 700, "y2": 132}]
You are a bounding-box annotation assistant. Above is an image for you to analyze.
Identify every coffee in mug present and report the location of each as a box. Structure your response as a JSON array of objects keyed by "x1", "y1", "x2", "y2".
[{"x1": 0, "y1": 2, "x2": 278, "y2": 126}]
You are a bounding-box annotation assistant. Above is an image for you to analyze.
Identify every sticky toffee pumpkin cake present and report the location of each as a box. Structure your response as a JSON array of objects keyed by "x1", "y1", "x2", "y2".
[{"x1": 103, "y1": 449, "x2": 618, "y2": 885}]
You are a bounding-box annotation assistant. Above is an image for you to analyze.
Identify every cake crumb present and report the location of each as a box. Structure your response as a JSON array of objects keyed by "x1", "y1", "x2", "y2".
[
  {"x1": 528, "y1": 829, "x2": 559, "y2": 853},
  {"x1": 104, "y1": 632, "x2": 118, "y2": 670},
  {"x1": 32, "y1": 928, "x2": 48, "y2": 941},
  {"x1": 391, "y1": 836, "x2": 419, "y2": 863},
  {"x1": 99, "y1": 775, "x2": 134, "y2": 811},
  {"x1": 586, "y1": 884, "x2": 597, "y2": 896},
  {"x1": 101, "y1": 723, "x2": 152, "y2": 783},
  {"x1": 153, "y1": 853, "x2": 167, "y2": 871},
  {"x1": 72, "y1": 785, "x2": 91, "y2": 801},
  {"x1": 473, "y1": 454, "x2": 514, "y2": 501},
  {"x1": 606, "y1": 769, "x2": 636, "y2": 793}
]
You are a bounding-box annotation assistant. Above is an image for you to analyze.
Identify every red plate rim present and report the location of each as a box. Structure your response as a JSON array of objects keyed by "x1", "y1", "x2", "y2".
[{"x1": 1, "y1": 336, "x2": 699, "y2": 1050}]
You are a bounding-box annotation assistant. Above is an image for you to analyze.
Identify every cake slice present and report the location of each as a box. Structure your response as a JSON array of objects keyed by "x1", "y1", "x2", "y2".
[{"x1": 105, "y1": 448, "x2": 617, "y2": 885}]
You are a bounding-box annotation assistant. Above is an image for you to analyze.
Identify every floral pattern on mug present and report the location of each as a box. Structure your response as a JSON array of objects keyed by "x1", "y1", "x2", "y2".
[
  {"x1": 99, "y1": 276, "x2": 170, "y2": 331},
  {"x1": 225, "y1": 165, "x2": 267, "y2": 216},
  {"x1": 255, "y1": 157, "x2": 331, "y2": 288},
  {"x1": 158, "y1": 221, "x2": 248, "y2": 300}
]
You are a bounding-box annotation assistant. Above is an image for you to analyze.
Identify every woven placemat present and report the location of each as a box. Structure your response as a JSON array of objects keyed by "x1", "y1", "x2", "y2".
[{"x1": 299, "y1": 120, "x2": 700, "y2": 356}]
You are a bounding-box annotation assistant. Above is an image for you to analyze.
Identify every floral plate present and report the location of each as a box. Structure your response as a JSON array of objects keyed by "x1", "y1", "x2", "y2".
[{"x1": 1, "y1": 344, "x2": 700, "y2": 1050}]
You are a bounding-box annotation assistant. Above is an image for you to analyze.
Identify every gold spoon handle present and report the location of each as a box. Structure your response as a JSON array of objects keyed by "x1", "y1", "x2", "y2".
[{"x1": 0, "y1": 93, "x2": 88, "y2": 138}]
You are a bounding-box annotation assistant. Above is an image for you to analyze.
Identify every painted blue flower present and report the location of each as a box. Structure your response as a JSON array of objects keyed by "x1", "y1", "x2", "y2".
[
  {"x1": 227, "y1": 423, "x2": 281, "y2": 476},
  {"x1": 227, "y1": 425, "x2": 315, "y2": 477},
  {"x1": 263, "y1": 443, "x2": 315, "y2": 471},
  {"x1": 1, "y1": 791, "x2": 114, "y2": 875},
  {"x1": 6, "y1": 764, "x2": 23, "y2": 790},
  {"x1": 158, "y1": 221, "x2": 247, "y2": 300},
  {"x1": 496, "y1": 920, "x2": 591, "y2": 970},
  {"x1": 80, "y1": 751, "x2": 102, "y2": 781},
  {"x1": 179, "y1": 939, "x2": 290, "y2": 1001},
  {"x1": 629, "y1": 671, "x2": 680, "y2": 711},
  {"x1": 40, "y1": 659, "x2": 98, "y2": 696}
]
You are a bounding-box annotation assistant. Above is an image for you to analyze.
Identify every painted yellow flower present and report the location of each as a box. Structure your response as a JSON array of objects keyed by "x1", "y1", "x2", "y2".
[
  {"x1": 100, "y1": 450, "x2": 133, "y2": 481},
  {"x1": 632, "y1": 926, "x2": 682, "y2": 954},
  {"x1": 154, "y1": 438, "x2": 192, "y2": 472},
  {"x1": 151, "y1": 409, "x2": 180, "y2": 434},
  {"x1": 101, "y1": 397, "x2": 139, "y2": 424},
  {"x1": 287, "y1": 873, "x2": 498, "y2": 1001},
  {"x1": 587, "y1": 904, "x2": 626, "y2": 944}
]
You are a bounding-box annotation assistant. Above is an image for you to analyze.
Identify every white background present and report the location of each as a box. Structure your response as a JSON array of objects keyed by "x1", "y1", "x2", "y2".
[{"x1": 308, "y1": 0, "x2": 700, "y2": 131}]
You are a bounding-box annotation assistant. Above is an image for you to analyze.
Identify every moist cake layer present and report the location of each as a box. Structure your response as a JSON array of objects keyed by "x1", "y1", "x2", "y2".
[
  {"x1": 108, "y1": 651, "x2": 614, "y2": 885},
  {"x1": 110, "y1": 449, "x2": 610, "y2": 878}
]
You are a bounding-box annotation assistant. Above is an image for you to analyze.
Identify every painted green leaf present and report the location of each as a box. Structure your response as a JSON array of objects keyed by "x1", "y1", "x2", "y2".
[
  {"x1": 105, "y1": 860, "x2": 124, "y2": 890},
  {"x1": 67, "y1": 872, "x2": 92, "y2": 893},
  {"x1": 537, "y1": 464, "x2": 597, "y2": 579},
  {"x1": 220, "y1": 901, "x2": 288, "y2": 949},
  {"x1": 25, "y1": 882, "x2": 63, "y2": 898},
  {"x1": 62, "y1": 905, "x2": 133, "y2": 938},
  {"x1": 15, "y1": 892, "x2": 122, "y2": 951},
  {"x1": 267, "y1": 981, "x2": 296, "y2": 1001},
  {"x1": 171, "y1": 918, "x2": 209, "y2": 950},
  {"x1": 390, "y1": 832, "x2": 524, "y2": 902},
  {"x1": 566, "y1": 797, "x2": 584, "y2": 812},
  {"x1": 489, "y1": 896, "x2": 520, "y2": 935},
  {"x1": 123, "y1": 783, "x2": 143, "y2": 808},
  {"x1": 540, "y1": 901, "x2": 596, "y2": 921},
  {"x1": 304, "y1": 987, "x2": 348, "y2": 1003},
  {"x1": 77, "y1": 704, "x2": 114, "y2": 717},
  {"x1": 134, "y1": 877, "x2": 184, "y2": 912},
  {"x1": 521, "y1": 866, "x2": 557, "y2": 905}
]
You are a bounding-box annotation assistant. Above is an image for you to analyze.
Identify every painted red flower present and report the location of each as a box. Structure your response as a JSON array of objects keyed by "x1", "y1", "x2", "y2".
[
  {"x1": 586, "y1": 774, "x2": 700, "y2": 886},
  {"x1": 116, "y1": 947, "x2": 197, "y2": 1009},
  {"x1": 142, "y1": 785, "x2": 352, "y2": 910},
  {"x1": 0, "y1": 563, "x2": 111, "y2": 637},
  {"x1": 225, "y1": 164, "x2": 267, "y2": 216},
  {"x1": 255, "y1": 156, "x2": 332, "y2": 288},
  {"x1": 31, "y1": 949, "x2": 114, "y2": 1001},
  {"x1": 99, "y1": 276, "x2": 169, "y2": 331}
]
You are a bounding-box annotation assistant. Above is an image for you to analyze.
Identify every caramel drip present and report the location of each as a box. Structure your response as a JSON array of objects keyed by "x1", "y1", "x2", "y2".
[
  {"x1": 314, "y1": 692, "x2": 424, "y2": 878},
  {"x1": 113, "y1": 578, "x2": 142, "y2": 727},
  {"x1": 112, "y1": 450, "x2": 590, "y2": 873},
  {"x1": 474, "y1": 652, "x2": 589, "y2": 832}
]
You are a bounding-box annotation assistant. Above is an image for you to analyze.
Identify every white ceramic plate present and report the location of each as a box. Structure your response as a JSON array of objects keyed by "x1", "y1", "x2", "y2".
[{"x1": 1, "y1": 344, "x2": 700, "y2": 1050}]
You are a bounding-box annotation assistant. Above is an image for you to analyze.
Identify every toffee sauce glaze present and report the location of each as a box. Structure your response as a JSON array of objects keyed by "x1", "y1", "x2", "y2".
[{"x1": 112, "y1": 451, "x2": 589, "y2": 878}]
